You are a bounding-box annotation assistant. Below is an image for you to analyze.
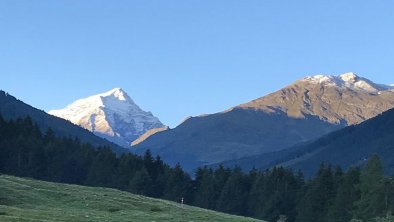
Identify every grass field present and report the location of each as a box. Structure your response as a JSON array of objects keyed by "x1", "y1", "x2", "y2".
[{"x1": 0, "y1": 175, "x2": 263, "y2": 222}]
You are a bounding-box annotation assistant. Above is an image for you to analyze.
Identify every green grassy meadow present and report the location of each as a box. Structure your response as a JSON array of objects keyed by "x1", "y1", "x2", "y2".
[{"x1": 0, "y1": 175, "x2": 263, "y2": 222}]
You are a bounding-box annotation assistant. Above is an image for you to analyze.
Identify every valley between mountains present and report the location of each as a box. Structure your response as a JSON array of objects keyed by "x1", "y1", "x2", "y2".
[
  {"x1": 2, "y1": 72, "x2": 394, "y2": 222},
  {"x1": 47, "y1": 72, "x2": 394, "y2": 173}
]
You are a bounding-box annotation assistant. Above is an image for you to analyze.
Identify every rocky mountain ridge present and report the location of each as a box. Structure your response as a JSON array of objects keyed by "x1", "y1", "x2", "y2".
[
  {"x1": 236, "y1": 72, "x2": 394, "y2": 125},
  {"x1": 133, "y1": 72, "x2": 394, "y2": 172}
]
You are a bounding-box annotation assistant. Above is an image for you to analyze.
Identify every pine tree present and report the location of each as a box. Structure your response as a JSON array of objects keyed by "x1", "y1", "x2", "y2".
[
  {"x1": 247, "y1": 170, "x2": 266, "y2": 217},
  {"x1": 147, "y1": 155, "x2": 166, "y2": 198},
  {"x1": 128, "y1": 167, "x2": 152, "y2": 195},
  {"x1": 325, "y1": 167, "x2": 361, "y2": 222},
  {"x1": 296, "y1": 163, "x2": 336, "y2": 222},
  {"x1": 85, "y1": 148, "x2": 117, "y2": 187},
  {"x1": 115, "y1": 154, "x2": 135, "y2": 190},
  {"x1": 353, "y1": 155, "x2": 386, "y2": 220},
  {"x1": 163, "y1": 164, "x2": 191, "y2": 202},
  {"x1": 249, "y1": 167, "x2": 301, "y2": 222},
  {"x1": 212, "y1": 164, "x2": 231, "y2": 210},
  {"x1": 216, "y1": 167, "x2": 250, "y2": 215},
  {"x1": 193, "y1": 167, "x2": 215, "y2": 209}
]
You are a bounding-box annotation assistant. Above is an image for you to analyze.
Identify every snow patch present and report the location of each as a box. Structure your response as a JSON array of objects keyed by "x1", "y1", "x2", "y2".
[{"x1": 302, "y1": 72, "x2": 392, "y2": 93}]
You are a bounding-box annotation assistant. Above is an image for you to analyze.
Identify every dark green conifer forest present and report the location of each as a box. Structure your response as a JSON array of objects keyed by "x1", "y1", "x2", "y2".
[{"x1": 1, "y1": 114, "x2": 393, "y2": 222}]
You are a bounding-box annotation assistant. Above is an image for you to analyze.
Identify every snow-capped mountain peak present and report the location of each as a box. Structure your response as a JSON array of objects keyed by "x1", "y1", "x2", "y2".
[
  {"x1": 99, "y1": 87, "x2": 130, "y2": 101},
  {"x1": 302, "y1": 72, "x2": 391, "y2": 93},
  {"x1": 48, "y1": 88, "x2": 165, "y2": 147},
  {"x1": 339, "y1": 72, "x2": 358, "y2": 82}
]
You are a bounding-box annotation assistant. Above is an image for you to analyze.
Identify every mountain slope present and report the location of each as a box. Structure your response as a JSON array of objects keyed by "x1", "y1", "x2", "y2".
[
  {"x1": 237, "y1": 72, "x2": 394, "y2": 125},
  {"x1": 134, "y1": 109, "x2": 340, "y2": 171},
  {"x1": 131, "y1": 126, "x2": 170, "y2": 146},
  {"x1": 0, "y1": 175, "x2": 263, "y2": 222},
  {"x1": 0, "y1": 91, "x2": 127, "y2": 154},
  {"x1": 133, "y1": 73, "x2": 394, "y2": 172},
  {"x1": 221, "y1": 107, "x2": 394, "y2": 177},
  {"x1": 49, "y1": 88, "x2": 164, "y2": 147},
  {"x1": 280, "y1": 107, "x2": 394, "y2": 177}
]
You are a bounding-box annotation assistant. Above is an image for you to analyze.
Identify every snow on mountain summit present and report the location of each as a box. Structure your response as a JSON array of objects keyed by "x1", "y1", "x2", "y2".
[
  {"x1": 48, "y1": 88, "x2": 164, "y2": 147},
  {"x1": 302, "y1": 72, "x2": 392, "y2": 93},
  {"x1": 237, "y1": 72, "x2": 394, "y2": 126}
]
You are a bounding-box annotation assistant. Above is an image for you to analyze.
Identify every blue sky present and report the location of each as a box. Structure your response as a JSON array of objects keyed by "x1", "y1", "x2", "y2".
[{"x1": 1, "y1": 1, "x2": 394, "y2": 127}]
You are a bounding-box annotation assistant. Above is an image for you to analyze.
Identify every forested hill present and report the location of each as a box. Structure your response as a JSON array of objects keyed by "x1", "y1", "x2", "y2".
[
  {"x1": 0, "y1": 91, "x2": 127, "y2": 153},
  {"x1": 0, "y1": 114, "x2": 192, "y2": 199},
  {"x1": 219, "y1": 107, "x2": 394, "y2": 177},
  {"x1": 1, "y1": 114, "x2": 394, "y2": 221},
  {"x1": 276, "y1": 106, "x2": 394, "y2": 175},
  {"x1": 281, "y1": 106, "x2": 394, "y2": 176}
]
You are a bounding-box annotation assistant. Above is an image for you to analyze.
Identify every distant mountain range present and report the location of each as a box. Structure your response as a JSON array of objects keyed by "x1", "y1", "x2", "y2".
[
  {"x1": 132, "y1": 73, "x2": 394, "y2": 172},
  {"x1": 2, "y1": 72, "x2": 394, "y2": 176},
  {"x1": 0, "y1": 91, "x2": 127, "y2": 154},
  {"x1": 49, "y1": 88, "x2": 165, "y2": 147}
]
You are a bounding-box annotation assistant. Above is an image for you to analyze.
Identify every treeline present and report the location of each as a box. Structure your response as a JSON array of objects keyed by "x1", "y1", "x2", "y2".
[
  {"x1": 193, "y1": 158, "x2": 394, "y2": 222},
  {"x1": 0, "y1": 115, "x2": 192, "y2": 201},
  {"x1": 0, "y1": 115, "x2": 394, "y2": 222}
]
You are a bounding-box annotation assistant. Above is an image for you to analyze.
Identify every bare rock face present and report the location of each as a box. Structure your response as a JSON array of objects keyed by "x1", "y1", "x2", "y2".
[
  {"x1": 237, "y1": 72, "x2": 394, "y2": 125},
  {"x1": 49, "y1": 88, "x2": 165, "y2": 147}
]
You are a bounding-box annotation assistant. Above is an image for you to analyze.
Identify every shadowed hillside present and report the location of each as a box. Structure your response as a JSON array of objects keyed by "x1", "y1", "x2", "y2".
[
  {"x1": 0, "y1": 91, "x2": 127, "y2": 154},
  {"x1": 219, "y1": 107, "x2": 394, "y2": 177},
  {"x1": 133, "y1": 73, "x2": 394, "y2": 172}
]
